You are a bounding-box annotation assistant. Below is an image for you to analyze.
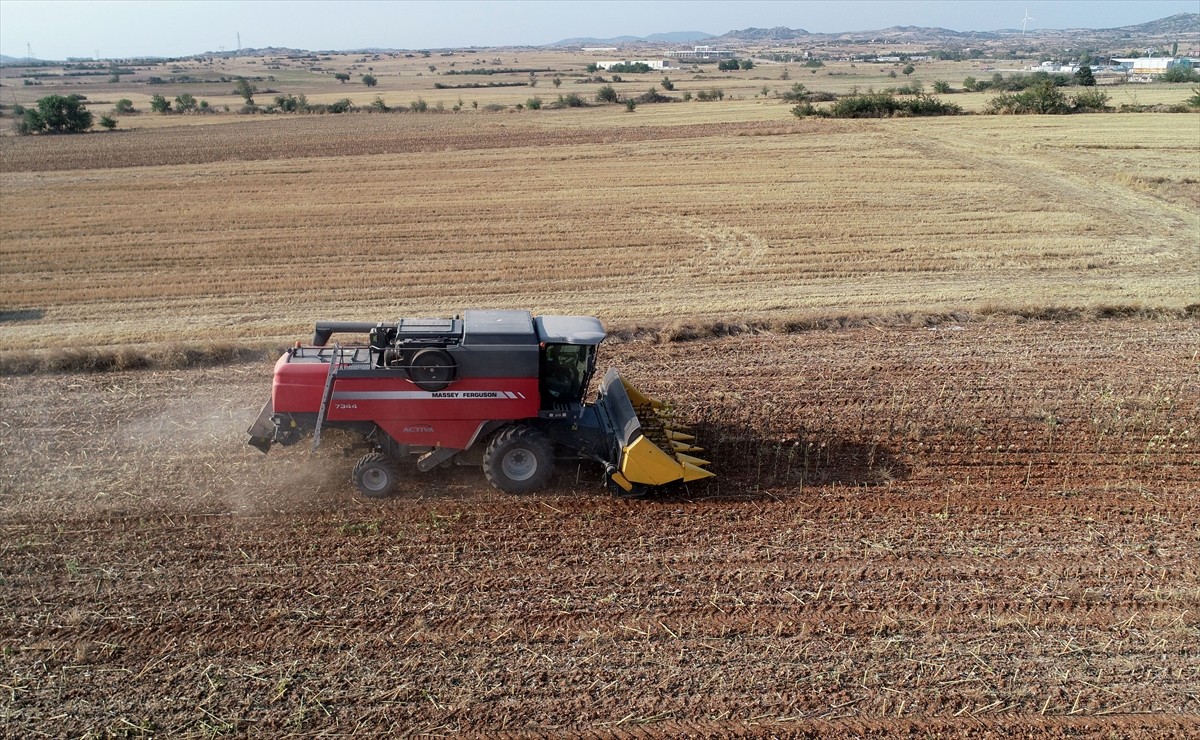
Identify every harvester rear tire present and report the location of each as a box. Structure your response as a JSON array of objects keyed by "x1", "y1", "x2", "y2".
[
  {"x1": 352, "y1": 453, "x2": 401, "y2": 498},
  {"x1": 483, "y1": 425, "x2": 554, "y2": 493}
]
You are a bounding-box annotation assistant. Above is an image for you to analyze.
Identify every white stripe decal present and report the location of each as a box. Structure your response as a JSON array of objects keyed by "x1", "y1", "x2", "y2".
[{"x1": 333, "y1": 390, "x2": 524, "y2": 400}]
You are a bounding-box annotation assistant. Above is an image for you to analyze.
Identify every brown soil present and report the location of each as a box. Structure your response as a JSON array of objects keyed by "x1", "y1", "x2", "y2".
[{"x1": 1, "y1": 317, "x2": 1197, "y2": 737}]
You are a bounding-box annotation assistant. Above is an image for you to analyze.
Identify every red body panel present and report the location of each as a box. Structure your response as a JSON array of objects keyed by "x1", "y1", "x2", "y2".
[{"x1": 272, "y1": 356, "x2": 541, "y2": 450}]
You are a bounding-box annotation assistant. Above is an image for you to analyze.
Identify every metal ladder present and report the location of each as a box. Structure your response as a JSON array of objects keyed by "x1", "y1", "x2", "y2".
[{"x1": 312, "y1": 345, "x2": 340, "y2": 451}]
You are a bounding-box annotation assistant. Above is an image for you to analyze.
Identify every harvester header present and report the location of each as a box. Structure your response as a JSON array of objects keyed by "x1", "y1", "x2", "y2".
[{"x1": 248, "y1": 310, "x2": 713, "y2": 497}]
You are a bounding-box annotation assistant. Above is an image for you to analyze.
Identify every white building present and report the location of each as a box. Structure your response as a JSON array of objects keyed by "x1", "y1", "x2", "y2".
[
  {"x1": 594, "y1": 59, "x2": 669, "y2": 71},
  {"x1": 1111, "y1": 57, "x2": 1192, "y2": 75},
  {"x1": 665, "y1": 46, "x2": 737, "y2": 60}
]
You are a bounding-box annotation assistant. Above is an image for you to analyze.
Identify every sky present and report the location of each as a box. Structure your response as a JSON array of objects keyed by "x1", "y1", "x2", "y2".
[{"x1": 1, "y1": 0, "x2": 1196, "y2": 60}]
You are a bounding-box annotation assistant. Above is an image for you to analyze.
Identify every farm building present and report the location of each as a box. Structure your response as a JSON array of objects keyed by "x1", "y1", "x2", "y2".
[
  {"x1": 594, "y1": 59, "x2": 669, "y2": 70},
  {"x1": 1111, "y1": 57, "x2": 1192, "y2": 75},
  {"x1": 665, "y1": 46, "x2": 738, "y2": 60}
]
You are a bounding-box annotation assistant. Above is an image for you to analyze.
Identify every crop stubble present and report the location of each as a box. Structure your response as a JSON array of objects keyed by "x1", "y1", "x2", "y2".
[
  {"x1": 0, "y1": 319, "x2": 1196, "y2": 736},
  {"x1": 1, "y1": 113, "x2": 1196, "y2": 356}
]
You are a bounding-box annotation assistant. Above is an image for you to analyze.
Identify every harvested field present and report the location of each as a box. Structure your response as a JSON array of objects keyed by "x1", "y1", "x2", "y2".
[
  {"x1": 1, "y1": 112, "x2": 1197, "y2": 360},
  {"x1": 1, "y1": 318, "x2": 1197, "y2": 737}
]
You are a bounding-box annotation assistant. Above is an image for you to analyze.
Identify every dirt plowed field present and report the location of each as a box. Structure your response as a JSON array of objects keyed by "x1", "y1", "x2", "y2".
[{"x1": 2, "y1": 318, "x2": 1197, "y2": 737}]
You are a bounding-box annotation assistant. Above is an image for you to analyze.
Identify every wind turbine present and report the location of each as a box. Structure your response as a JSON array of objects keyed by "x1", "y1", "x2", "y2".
[{"x1": 1021, "y1": 9, "x2": 1035, "y2": 36}]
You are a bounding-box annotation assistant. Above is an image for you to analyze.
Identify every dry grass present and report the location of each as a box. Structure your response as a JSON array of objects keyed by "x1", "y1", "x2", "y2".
[{"x1": 1, "y1": 103, "x2": 1197, "y2": 357}]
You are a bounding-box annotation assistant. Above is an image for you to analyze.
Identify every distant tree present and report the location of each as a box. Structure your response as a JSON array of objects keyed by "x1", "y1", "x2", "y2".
[
  {"x1": 739, "y1": 58, "x2": 754, "y2": 70},
  {"x1": 552, "y1": 75, "x2": 562, "y2": 88},
  {"x1": 625, "y1": 98, "x2": 637, "y2": 111},
  {"x1": 718, "y1": 59, "x2": 740, "y2": 71},
  {"x1": 596, "y1": 84, "x2": 618, "y2": 103},
  {"x1": 780, "y1": 82, "x2": 809, "y2": 101},
  {"x1": 660, "y1": 76, "x2": 674, "y2": 91},
  {"x1": 19, "y1": 94, "x2": 93, "y2": 134},
  {"x1": 528, "y1": 71, "x2": 537, "y2": 87},
  {"x1": 586, "y1": 63, "x2": 598, "y2": 73},
  {"x1": 98, "y1": 115, "x2": 117, "y2": 130},
  {"x1": 1172, "y1": 41, "x2": 1178, "y2": 56},
  {"x1": 1161, "y1": 66, "x2": 1200, "y2": 83},
  {"x1": 149, "y1": 94, "x2": 171, "y2": 113},
  {"x1": 933, "y1": 80, "x2": 952, "y2": 94},
  {"x1": 233, "y1": 77, "x2": 256, "y2": 103},
  {"x1": 1188, "y1": 86, "x2": 1200, "y2": 107},
  {"x1": 362, "y1": 74, "x2": 377, "y2": 87},
  {"x1": 1074, "y1": 65, "x2": 1095, "y2": 86},
  {"x1": 327, "y1": 98, "x2": 352, "y2": 113},
  {"x1": 526, "y1": 96, "x2": 542, "y2": 109},
  {"x1": 114, "y1": 98, "x2": 135, "y2": 113},
  {"x1": 962, "y1": 76, "x2": 978, "y2": 91},
  {"x1": 334, "y1": 72, "x2": 350, "y2": 83},
  {"x1": 888, "y1": 70, "x2": 897, "y2": 78},
  {"x1": 274, "y1": 93, "x2": 308, "y2": 112},
  {"x1": 902, "y1": 64, "x2": 916, "y2": 76},
  {"x1": 174, "y1": 93, "x2": 198, "y2": 112}
]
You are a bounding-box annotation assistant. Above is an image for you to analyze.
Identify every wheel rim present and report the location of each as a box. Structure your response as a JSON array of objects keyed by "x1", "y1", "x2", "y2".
[
  {"x1": 361, "y1": 467, "x2": 390, "y2": 492},
  {"x1": 501, "y1": 449, "x2": 537, "y2": 481}
]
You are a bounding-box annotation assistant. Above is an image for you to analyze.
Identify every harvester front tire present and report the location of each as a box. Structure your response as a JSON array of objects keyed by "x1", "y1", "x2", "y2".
[
  {"x1": 352, "y1": 453, "x2": 401, "y2": 498},
  {"x1": 483, "y1": 425, "x2": 554, "y2": 493}
]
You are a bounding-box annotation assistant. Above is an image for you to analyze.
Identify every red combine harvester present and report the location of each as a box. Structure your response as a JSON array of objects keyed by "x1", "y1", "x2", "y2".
[{"x1": 248, "y1": 310, "x2": 713, "y2": 497}]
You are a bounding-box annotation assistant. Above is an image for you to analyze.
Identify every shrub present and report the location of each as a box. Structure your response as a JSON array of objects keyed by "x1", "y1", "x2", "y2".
[
  {"x1": 596, "y1": 84, "x2": 618, "y2": 103},
  {"x1": 410, "y1": 97, "x2": 428, "y2": 112},
  {"x1": 790, "y1": 102, "x2": 822, "y2": 117},
  {"x1": 718, "y1": 59, "x2": 740, "y2": 71},
  {"x1": 933, "y1": 80, "x2": 952, "y2": 94},
  {"x1": 695, "y1": 88, "x2": 725, "y2": 101},
  {"x1": 274, "y1": 93, "x2": 308, "y2": 112},
  {"x1": 811, "y1": 90, "x2": 961, "y2": 118},
  {"x1": 625, "y1": 98, "x2": 637, "y2": 111},
  {"x1": 1071, "y1": 89, "x2": 1110, "y2": 111},
  {"x1": 780, "y1": 82, "x2": 809, "y2": 102},
  {"x1": 557, "y1": 92, "x2": 585, "y2": 107},
  {"x1": 368, "y1": 95, "x2": 389, "y2": 112},
  {"x1": 1189, "y1": 86, "x2": 1200, "y2": 108},
  {"x1": 606, "y1": 62, "x2": 651, "y2": 74},
  {"x1": 327, "y1": 98, "x2": 353, "y2": 113},
  {"x1": 986, "y1": 81, "x2": 1069, "y2": 114},
  {"x1": 114, "y1": 98, "x2": 135, "y2": 113},
  {"x1": 661, "y1": 76, "x2": 674, "y2": 91},
  {"x1": 525, "y1": 96, "x2": 542, "y2": 109},
  {"x1": 98, "y1": 115, "x2": 117, "y2": 130},
  {"x1": 149, "y1": 94, "x2": 171, "y2": 113}
]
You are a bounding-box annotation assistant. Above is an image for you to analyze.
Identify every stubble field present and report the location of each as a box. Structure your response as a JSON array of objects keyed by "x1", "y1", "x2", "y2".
[{"x1": 1, "y1": 76, "x2": 1198, "y2": 737}]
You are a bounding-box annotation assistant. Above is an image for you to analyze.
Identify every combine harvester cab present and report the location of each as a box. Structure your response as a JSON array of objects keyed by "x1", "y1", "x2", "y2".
[{"x1": 248, "y1": 310, "x2": 712, "y2": 497}]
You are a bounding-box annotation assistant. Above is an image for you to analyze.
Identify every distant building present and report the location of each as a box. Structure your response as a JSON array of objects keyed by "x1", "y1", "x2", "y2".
[
  {"x1": 665, "y1": 46, "x2": 737, "y2": 60},
  {"x1": 1111, "y1": 57, "x2": 1192, "y2": 75},
  {"x1": 594, "y1": 59, "x2": 669, "y2": 71}
]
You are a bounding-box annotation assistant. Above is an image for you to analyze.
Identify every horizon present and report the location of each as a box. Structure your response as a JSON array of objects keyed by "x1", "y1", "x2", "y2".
[{"x1": 1, "y1": 0, "x2": 1196, "y2": 61}]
